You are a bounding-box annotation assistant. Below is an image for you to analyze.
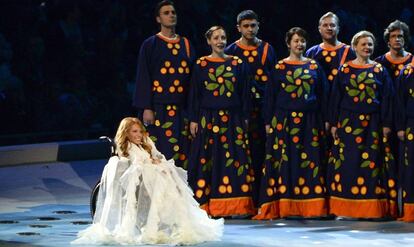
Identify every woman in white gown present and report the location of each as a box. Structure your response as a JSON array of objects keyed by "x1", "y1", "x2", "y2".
[{"x1": 72, "y1": 117, "x2": 223, "y2": 245}]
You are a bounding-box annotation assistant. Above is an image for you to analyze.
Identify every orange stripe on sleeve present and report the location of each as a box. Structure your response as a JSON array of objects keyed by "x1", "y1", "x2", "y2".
[
  {"x1": 261, "y1": 42, "x2": 269, "y2": 65},
  {"x1": 184, "y1": 37, "x2": 190, "y2": 58},
  {"x1": 340, "y1": 46, "x2": 350, "y2": 66}
]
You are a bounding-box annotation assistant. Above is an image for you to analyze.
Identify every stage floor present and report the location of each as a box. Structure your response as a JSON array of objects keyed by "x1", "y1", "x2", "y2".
[{"x1": 1, "y1": 160, "x2": 414, "y2": 247}]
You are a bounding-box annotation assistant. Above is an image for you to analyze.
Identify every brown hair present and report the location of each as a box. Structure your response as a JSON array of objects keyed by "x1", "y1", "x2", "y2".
[
  {"x1": 115, "y1": 117, "x2": 152, "y2": 158},
  {"x1": 285, "y1": 27, "x2": 308, "y2": 45},
  {"x1": 205, "y1": 26, "x2": 226, "y2": 40},
  {"x1": 154, "y1": 0, "x2": 175, "y2": 17},
  {"x1": 383, "y1": 20, "x2": 411, "y2": 45}
]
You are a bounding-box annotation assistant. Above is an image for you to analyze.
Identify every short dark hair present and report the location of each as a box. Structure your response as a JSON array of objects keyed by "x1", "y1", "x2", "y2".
[
  {"x1": 205, "y1": 26, "x2": 226, "y2": 40},
  {"x1": 155, "y1": 0, "x2": 174, "y2": 17},
  {"x1": 383, "y1": 20, "x2": 411, "y2": 45},
  {"x1": 237, "y1": 10, "x2": 258, "y2": 24},
  {"x1": 285, "y1": 27, "x2": 308, "y2": 45}
]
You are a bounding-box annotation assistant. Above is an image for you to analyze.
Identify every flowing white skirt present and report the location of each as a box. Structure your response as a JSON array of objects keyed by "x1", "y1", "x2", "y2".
[{"x1": 72, "y1": 156, "x2": 223, "y2": 245}]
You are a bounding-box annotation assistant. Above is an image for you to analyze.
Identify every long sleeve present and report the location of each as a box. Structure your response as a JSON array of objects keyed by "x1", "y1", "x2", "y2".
[
  {"x1": 328, "y1": 69, "x2": 343, "y2": 125},
  {"x1": 380, "y1": 69, "x2": 394, "y2": 128},
  {"x1": 266, "y1": 45, "x2": 277, "y2": 69},
  {"x1": 187, "y1": 65, "x2": 200, "y2": 122},
  {"x1": 316, "y1": 65, "x2": 330, "y2": 122},
  {"x1": 263, "y1": 68, "x2": 279, "y2": 124},
  {"x1": 395, "y1": 70, "x2": 407, "y2": 131},
  {"x1": 133, "y1": 39, "x2": 154, "y2": 110},
  {"x1": 239, "y1": 62, "x2": 252, "y2": 121}
]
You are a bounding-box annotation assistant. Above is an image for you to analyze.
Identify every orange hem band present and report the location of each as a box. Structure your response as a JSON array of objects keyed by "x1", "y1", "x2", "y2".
[
  {"x1": 329, "y1": 196, "x2": 389, "y2": 218},
  {"x1": 201, "y1": 196, "x2": 256, "y2": 217},
  {"x1": 400, "y1": 203, "x2": 414, "y2": 222},
  {"x1": 252, "y1": 201, "x2": 280, "y2": 220},
  {"x1": 279, "y1": 198, "x2": 327, "y2": 217}
]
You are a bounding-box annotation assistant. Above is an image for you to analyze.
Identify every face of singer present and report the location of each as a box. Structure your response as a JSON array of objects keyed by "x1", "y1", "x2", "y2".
[
  {"x1": 128, "y1": 124, "x2": 144, "y2": 145},
  {"x1": 208, "y1": 28, "x2": 227, "y2": 55},
  {"x1": 319, "y1": 16, "x2": 339, "y2": 42},
  {"x1": 354, "y1": 36, "x2": 374, "y2": 60},
  {"x1": 156, "y1": 5, "x2": 177, "y2": 28},
  {"x1": 288, "y1": 33, "x2": 306, "y2": 57}
]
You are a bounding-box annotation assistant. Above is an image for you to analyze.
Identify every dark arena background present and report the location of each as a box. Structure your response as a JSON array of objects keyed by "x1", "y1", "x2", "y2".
[{"x1": 0, "y1": 0, "x2": 414, "y2": 246}]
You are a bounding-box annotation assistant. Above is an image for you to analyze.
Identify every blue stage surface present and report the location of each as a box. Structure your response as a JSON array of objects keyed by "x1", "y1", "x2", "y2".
[{"x1": 0, "y1": 145, "x2": 414, "y2": 246}]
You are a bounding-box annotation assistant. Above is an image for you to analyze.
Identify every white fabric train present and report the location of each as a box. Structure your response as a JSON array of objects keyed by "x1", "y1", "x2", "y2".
[{"x1": 72, "y1": 138, "x2": 223, "y2": 245}]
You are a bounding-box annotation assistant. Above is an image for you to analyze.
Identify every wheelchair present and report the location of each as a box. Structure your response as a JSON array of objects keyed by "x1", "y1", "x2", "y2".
[{"x1": 90, "y1": 136, "x2": 117, "y2": 217}]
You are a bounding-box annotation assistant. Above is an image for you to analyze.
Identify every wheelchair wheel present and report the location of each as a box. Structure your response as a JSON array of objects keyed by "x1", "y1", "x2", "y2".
[{"x1": 90, "y1": 180, "x2": 101, "y2": 218}]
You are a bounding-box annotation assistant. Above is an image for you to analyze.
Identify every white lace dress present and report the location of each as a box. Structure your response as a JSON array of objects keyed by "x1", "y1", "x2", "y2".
[{"x1": 72, "y1": 138, "x2": 223, "y2": 245}]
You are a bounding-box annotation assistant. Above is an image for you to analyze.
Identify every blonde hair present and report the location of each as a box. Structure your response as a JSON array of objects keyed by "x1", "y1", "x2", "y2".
[
  {"x1": 115, "y1": 117, "x2": 152, "y2": 157},
  {"x1": 319, "y1": 12, "x2": 339, "y2": 26},
  {"x1": 351, "y1": 30, "x2": 376, "y2": 48}
]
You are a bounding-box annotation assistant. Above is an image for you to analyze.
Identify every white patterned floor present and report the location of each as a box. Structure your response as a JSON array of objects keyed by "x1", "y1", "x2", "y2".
[{"x1": 1, "y1": 161, "x2": 414, "y2": 247}]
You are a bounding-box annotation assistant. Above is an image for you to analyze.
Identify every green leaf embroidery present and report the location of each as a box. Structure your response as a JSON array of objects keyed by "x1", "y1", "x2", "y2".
[
  {"x1": 303, "y1": 81, "x2": 311, "y2": 93},
  {"x1": 365, "y1": 78, "x2": 375, "y2": 84},
  {"x1": 361, "y1": 160, "x2": 370, "y2": 167},
  {"x1": 297, "y1": 87, "x2": 303, "y2": 97},
  {"x1": 348, "y1": 89, "x2": 360, "y2": 96},
  {"x1": 223, "y1": 72, "x2": 233, "y2": 77},
  {"x1": 300, "y1": 160, "x2": 310, "y2": 168},
  {"x1": 172, "y1": 153, "x2": 180, "y2": 160},
  {"x1": 271, "y1": 116, "x2": 277, "y2": 128},
  {"x1": 235, "y1": 140, "x2": 244, "y2": 145},
  {"x1": 352, "y1": 128, "x2": 364, "y2": 135},
  {"x1": 359, "y1": 91, "x2": 366, "y2": 101},
  {"x1": 334, "y1": 159, "x2": 341, "y2": 169},
  {"x1": 293, "y1": 68, "x2": 303, "y2": 79},
  {"x1": 290, "y1": 128, "x2": 300, "y2": 135},
  {"x1": 237, "y1": 166, "x2": 244, "y2": 176},
  {"x1": 285, "y1": 85, "x2": 297, "y2": 92},
  {"x1": 219, "y1": 127, "x2": 228, "y2": 134},
  {"x1": 313, "y1": 166, "x2": 319, "y2": 178},
  {"x1": 201, "y1": 116, "x2": 206, "y2": 128},
  {"x1": 350, "y1": 78, "x2": 358, "y2": 87},
  {"x1": 219, "y1": 84, "x2": 225, "y2": 95},
  {"x1": 162, "y1": 122, "x2": 173, "y2": 128},
  {"x1": 206, "y1": 83, "x2": 219, "y2": 90},
  {"x1": 341, "y1": 118, "x2": 349, "y2": 127},
  {"x1": 208, "y1": 73, "x2": 216, "y2": 82},
  {"x1": 372, "y1": 168, "x2": 379, "y2": 177},
  {"x1": 168, "y1": 138, "x2": 178, "y2": 143},
  {"x1": 215, "y1": 65, "x2": 225, "y2": 77},
  {"x1": 226, "y1": 158, "x2": 234, "y2": 167},
  {"x1": 225, "y1": 80, "x2": 234, "y2": 92},
  {"x1": 357, "y1": 71, "x2": 367, "y2": 83},
  {"x1": 236, "y1": 127, "x2": 243, "y2": 134},
  {"x1": 366, "y1": 86, "x2": 375, "y2": 98}
]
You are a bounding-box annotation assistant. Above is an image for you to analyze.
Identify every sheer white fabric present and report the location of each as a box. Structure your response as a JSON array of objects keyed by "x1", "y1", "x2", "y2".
[{"x1": 72, "y1": 138, "x2": 223, "y2": 245}]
